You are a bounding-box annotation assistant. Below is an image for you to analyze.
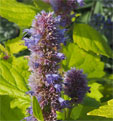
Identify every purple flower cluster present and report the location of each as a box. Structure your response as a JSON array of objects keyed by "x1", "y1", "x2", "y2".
[
  {"x1": 42, "y1": 0, "x2": 84, "y2": 26},
  {"x1": 23, "y1": 11, "x2": 68, "y2": 121},
  {"x1": 63, "y1": 68, "x2": 90, "y2": 103}
]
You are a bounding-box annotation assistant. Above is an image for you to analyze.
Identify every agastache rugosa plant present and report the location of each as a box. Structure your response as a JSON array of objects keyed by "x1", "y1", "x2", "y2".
[{"x1": 23, "y1": 0, "x2": 90, "y2": 121}]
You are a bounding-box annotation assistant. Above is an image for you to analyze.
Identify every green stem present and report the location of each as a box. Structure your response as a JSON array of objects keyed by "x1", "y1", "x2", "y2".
[
  {"x1": 66, "y1": 108, "x2": 72, "y2": 120},
  {"x1": 64, "y1": 108, "x2": 67, "y2": 120}
]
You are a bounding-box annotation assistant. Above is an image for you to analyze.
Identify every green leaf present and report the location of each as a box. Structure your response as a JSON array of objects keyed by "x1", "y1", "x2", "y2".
[
  {"x1": 108, "y1": 74, "x2": 113, "y2": 80},
  {"x1": 0, "y1": 44, "x2": 8, "y2": 54},
  {"x1": 87, "y1": 83, "x2": 103, "y2": 102},
  {"x1": 70, "y1": 97, "x2": 100, "y2": 120},
  {"x1": 10, "y1": 97, "x2": 30, "y2": 114},
  {"x1": 0, "y1": 95, "x2": 24, "y2": 120},
  {"x1": 11, "y1": 57, "x2": 30, "y2": 113},
  {"x1": 73, "y1": 23, "x2": 112, "y2": 57},
  {"x1": 70, "y1": 104, "x2": 83, "y2": 120},
  {"x1": 76, "y1": 12, "x2": 91, "y2": 24},
  {"x1": 97, "y1": 74, "x2": 113, "y2": 102},
  {"x1": 33, "y1": 96, "x2": 44, "y2": 121},
  {"x1": 62, "y1": 43, "x2": 105, "y2": 78},
  {"x1": 5, "y1": 36, "x2": 27, "y2": 54},
  {"x1": 12, "y1": 56, "x2": 30, "y2": 83},
  {"x1": 94, "y1": 1, "x2": 103, "y2": 14},
  {"x1": 71, "y1": 97, "x2": 113, "y2": 120},
  {"x1": 87, "y1": 99, "x2": 113, "y2": 119},
  {"x1": 0, "y1": 44, "x2": 9, "y2": 58},
  {"x1": 0, "y1": 0, "x2": 37, "y2": 27},
  {"x1": 56, "y1": 111, "x2": 66, "y2": 120},
  {"x1": 33, "y1": 0, "x2": 52, "y2": 11},
  {"x1": 0, "y1": 60, "x2": 31, "y2": 112},
  {"x1": 70, "y1": 83, "x2": 103, "y2": 120}
]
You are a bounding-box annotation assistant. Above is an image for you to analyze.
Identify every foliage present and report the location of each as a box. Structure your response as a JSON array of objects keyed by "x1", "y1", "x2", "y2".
[
  {"x1": 73, "y1": 23, "x2": 112, "y2": 57},
  {"x1": 5, "y1": 36, "x2": 27, "y2": 54},
  {"x1": 0, "y1": 59, "x2": 31, "y2": 114},
  {"x1": 62, "y1": 43, "x2": 105, "y2": 79},
  {"x1": 87, "y1": 99, "x2": 113, "y2": 119},
  {"x1": 0, "y1": 95, "x2": 24, "y2": 120},
  {"x1": 87, "y1": 83, "x2": 103, "y2": 102},
  {"x1": 0, "y1": 0, "x2": 37, "y2": 27},
  {"x1": 33, "y1": 96, "x2": 44, "y2": 121}
]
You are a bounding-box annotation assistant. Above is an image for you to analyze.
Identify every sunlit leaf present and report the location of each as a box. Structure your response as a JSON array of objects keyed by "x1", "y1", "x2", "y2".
[
  {"x1": 87, "y1": 83, "x2": 103, "y2": 102},
  {"x1": 73, "y1": 24, "x2": 112, "y2": 57},
  {"x1": 87, "y1": 99, "x2": 113, "y2": 119},
  {"x1": 0, "y1": 44, "x2": 8, "y2": 54},
  {"x1": 12, "y1": 56, "x2": 30, "y2": 83},
  {"x1": 62, "y1": 43, "x2": 105, "y2": 78},
  {"x1": 5, "y1": 36, "x2": 27, "y2": 54},
  {"x1": 0, "y1": 60, "x2": 31, "y2": 113},
  {"x1": 0, "y1": 44, "x2": 9, "y2": 58},
  {"x1": 0, "y1": 0, "x2": 37, "y2": 27}
]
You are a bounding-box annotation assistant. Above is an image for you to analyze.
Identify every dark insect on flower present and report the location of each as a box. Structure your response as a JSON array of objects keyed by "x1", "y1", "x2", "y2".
[{"x1": 63, "y1": 68, "x2": 90, "y2": 103}]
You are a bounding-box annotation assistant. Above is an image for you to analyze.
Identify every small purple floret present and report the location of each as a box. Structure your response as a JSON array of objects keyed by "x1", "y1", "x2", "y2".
[
  {"x1": 54, "y1": 84, "x2": 62, "y2": 92},
  {"x1": 46, "y1": 74, "x2": 60, "y2": 84},
  {"x1": 58, "y1": 97, "x2": 70, "y2": 108}
]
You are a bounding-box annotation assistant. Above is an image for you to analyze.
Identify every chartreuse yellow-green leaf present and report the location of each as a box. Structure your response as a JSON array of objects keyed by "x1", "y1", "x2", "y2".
[
  {"x1": 0, "y1": 44, "x2": 9, "y2": 54},
  {"x1": 0, "y1": 60, "x2": 31, "y2": 113},
  {"x1": 87, "y1": 99, "x2": 113, "y2": 118},
  {"x1": 0, "y1": 95, "x2": 24, "y2": 120},
  {"x1": 0, "y1": 44, "x2": 9, "y2": 58},
  {"x1": 62, "y1": 43, "x2": 105, "y2": 78},
  {"x1": 0, "y1": 0, "x2": 37, "y2": 27},
  {"x1": 73, "y1": 23, "x2": 112, "y2": 57},
  {"x1": 33, "y1": 96, "x2": 44, "y2": 121},
  {"x1": 87, "y1": 83, "x2": 103, "y2": 102},
  {"x1": 5, "y1": 36, "x2": 27, "y2": 54},
  {"x1": 34, "y1": 0, "x2": 52, "y2": 11}
]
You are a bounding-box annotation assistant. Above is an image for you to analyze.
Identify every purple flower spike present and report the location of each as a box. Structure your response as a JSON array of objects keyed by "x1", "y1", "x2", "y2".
[
  {"x1": 64, "y1": 68, "x2": 90, "y2": 103},
  {"x1": 23, "y1": 11, "x2": 67, "y2": 121}
]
